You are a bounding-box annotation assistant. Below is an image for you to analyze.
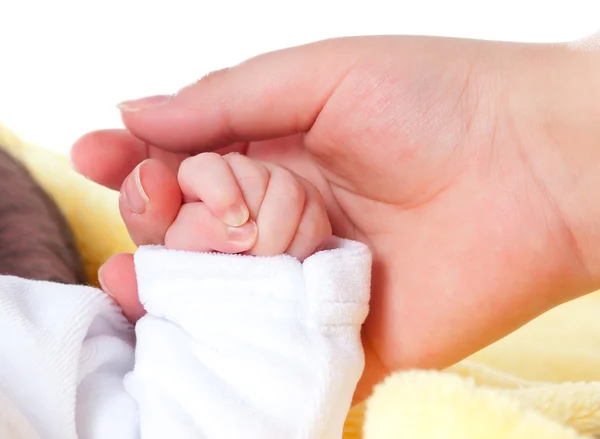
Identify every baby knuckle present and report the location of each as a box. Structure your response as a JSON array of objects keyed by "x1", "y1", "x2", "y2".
[
  {"x1": 278, "y1": 170, "x2": 305, "y2": 204},
  {"x1": 179, "y1": 153, "x2": 222, "y2": 181},
  {"x1": 299, "y1": 219, "x2": 322, "y2": 243},
  {"x1": 178, "y1": 156, "x2": 198, "y2": 178},
  {"x1": 182, "y1": 152, "x2": 220, "y2": 169},
  {"x1": 197, "y1": 151, "x2": 223, "y2": 164},
  {"x1": 163, "y1": 225, "x2": 177, "y2": 248},
  {"x1": 307, "y1": 213, "x2": 332, "y2": 242},
  {"x1": 237, "y1": 175, "x2": 267, "y2": 198}
]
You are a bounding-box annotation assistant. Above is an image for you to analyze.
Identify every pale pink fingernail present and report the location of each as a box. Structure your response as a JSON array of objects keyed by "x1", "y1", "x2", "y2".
[
  {"x1": 117, "y1": 94, "x2": 171, "y2": 112},
  {"x1": 124, "y1": 161, "x2": 149, "y2": 214},
  {"x1": 97, "y1": 265, "x2": 114, "y2": 298},
  {"x1": 228, "y1": 221, "x2": 257, "y2": 246},
  {"x1": 223, "y1": 204, "x2": 250, "y2": 227}
]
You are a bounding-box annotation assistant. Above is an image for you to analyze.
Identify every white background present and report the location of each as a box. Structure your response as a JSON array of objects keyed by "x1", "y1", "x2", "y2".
[{"x1": 0, "y1": 0, "x2": 598, "y2": 154}]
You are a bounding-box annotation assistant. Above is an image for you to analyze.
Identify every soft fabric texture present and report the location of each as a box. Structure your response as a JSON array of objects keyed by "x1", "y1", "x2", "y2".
[
  {"x1": 130, "y1": 242, "x2": 369, "y2": 438},
  {"x1": 0, "y1": 241, "x2": 370, "y2": 438},
  {"x1": 3, "y1": 123, "x2": 600, "y2": 438},
  {"x1": 0, "y1": 124, "x2": 135, "y2": 286},
  {"x1": 0, "y1": 276, "x2": 135, "y2": 439},
  {"x1": 0, "y1": 147, "x2": 85, "y2": 284}
]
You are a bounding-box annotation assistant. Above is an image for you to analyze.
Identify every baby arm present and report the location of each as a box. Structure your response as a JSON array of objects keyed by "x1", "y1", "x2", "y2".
[
  {"x1": 123, "y1": 153, "x2": 372, "y2": 438},
  {"x1": 0, "y1": 242, "x2": 369, "y2": 439},
  {"x1": 0, "y1": 153, "x2": 370, "y2": 439},
  {"x1": 127, "y1": 237, "x2": 370, "y2": 439}
]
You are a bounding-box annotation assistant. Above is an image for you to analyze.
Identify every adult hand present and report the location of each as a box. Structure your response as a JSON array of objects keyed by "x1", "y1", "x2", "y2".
[{"x1": 71, "y1": 34, "x2": 600, "y2": 401}]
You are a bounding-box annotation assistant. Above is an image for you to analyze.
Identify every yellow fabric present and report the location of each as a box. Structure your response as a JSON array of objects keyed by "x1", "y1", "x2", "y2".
[{"x1": 3, "y1": 123, "x2": 600, "y2": 438}]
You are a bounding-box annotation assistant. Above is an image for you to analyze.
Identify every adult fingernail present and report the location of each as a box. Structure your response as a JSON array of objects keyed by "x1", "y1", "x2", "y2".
[
  {"x1": 117, "y1": 94, "x2": 171, "y2": 112},
  {"x1": 228, "y1": 221, "x2": 257, "y2": 246},
  {"x1": 223, "y1": 204, "x2": 250, "y2": 227},
  {"x1": 124, "y1": 161, "x2": 149, "y2": 214}
]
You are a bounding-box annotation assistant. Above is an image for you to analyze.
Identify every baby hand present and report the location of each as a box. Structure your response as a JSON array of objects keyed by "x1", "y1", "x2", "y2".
[
  {"x1": 120, "y1": 152, "x2": 332, "y2": 261},
  {"x1": 103, "y1": 153, "x2": 331, "y2": 321}
]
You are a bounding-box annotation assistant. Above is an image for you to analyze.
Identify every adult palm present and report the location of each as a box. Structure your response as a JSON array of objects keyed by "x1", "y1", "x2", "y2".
[{"x1": 71, "y1": 35, "x2": 600, "y2": 401}]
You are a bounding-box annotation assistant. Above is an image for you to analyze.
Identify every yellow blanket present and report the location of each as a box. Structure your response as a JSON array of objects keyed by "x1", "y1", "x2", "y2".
[{"x1": 2, "y1": 123, "x2": 600, "y2": 439}]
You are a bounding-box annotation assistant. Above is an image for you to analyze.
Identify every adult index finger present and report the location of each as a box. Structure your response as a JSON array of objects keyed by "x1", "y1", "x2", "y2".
[{"x1": 117, "y1": 37, "x2": 364, "y2": 151}]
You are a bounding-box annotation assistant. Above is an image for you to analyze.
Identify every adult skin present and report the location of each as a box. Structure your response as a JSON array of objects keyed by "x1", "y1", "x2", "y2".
[{"x1": 71, "y1": 33, "x2": 600, "y2": 401}]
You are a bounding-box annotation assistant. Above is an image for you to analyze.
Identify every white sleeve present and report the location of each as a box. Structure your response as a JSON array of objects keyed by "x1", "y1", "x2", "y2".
[
  {"x1": 126, "y1": 237, "x2": 371, "y2": 439},
  {"x1": 0, "y1": 237, "x2": 370, "y2": 439},
  {"x1": 0, "y1": 275, "x2": 137, "y2": 439}
]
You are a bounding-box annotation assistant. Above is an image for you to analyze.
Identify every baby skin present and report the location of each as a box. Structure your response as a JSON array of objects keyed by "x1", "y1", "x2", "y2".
[
  {"x1": 105, "y1": 151, "x2": 334, "y2": 321},
  {"x1": 0, "y1": 150, "x2": 370, "y2": 438},
  {"x1": 109, "y1": 152, "x2": 370, "y2": 437}
]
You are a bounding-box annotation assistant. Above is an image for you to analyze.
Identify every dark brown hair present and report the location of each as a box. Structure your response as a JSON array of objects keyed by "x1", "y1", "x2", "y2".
[{"x1": 0, "y1": 147, "x2": 85, "y2": 284}]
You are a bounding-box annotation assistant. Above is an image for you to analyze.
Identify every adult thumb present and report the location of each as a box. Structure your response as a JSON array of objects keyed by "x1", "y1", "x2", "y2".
[{"x1": 117, "y1": 37, "x2": 364, "y2": 152}]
